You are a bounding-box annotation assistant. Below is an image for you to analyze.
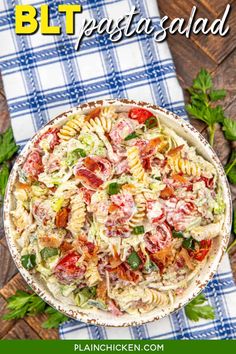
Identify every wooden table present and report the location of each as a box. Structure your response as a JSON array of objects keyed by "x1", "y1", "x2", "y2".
[{"x1": 0, "y1": 0, "x2": 236, "y2": 339}]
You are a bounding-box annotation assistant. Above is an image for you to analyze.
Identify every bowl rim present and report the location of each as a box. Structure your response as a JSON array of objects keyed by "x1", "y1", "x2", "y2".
[{"x1": 3, "y1": 98, "x2": 232, "y2": 327}]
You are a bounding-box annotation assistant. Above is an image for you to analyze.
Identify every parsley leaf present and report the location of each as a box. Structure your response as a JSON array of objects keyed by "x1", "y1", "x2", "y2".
[
  {"x1": 3, "y1": 290, "x2": 46, "y2": 320},
  {"x1": 222, "y1": 118, "x2": 236, "y2": 141},
  {"x1": 42, "y1": 307, "x2": 69, "y2": 329},
  {"x1": 227, "y1": 209, "x2": 236, "y2": 253},
  {"x1": 185, "y1": 293, "x2": 215, "y2": 322},
  {"x1": 192, "y1": 69, "x2": 213, "y2": 92},
  {"x1": 0, "y1": 162, "x2": 9, "y2": 198},
  {"x1": 0, "y1": 127, "x2": 19, "y2": 164},
  {"x1": 3, "y1": 290, "x2": 68, "y2": 328},
  {"x1": 225, "y1": 150, "x2": 236, "y2": 184},
  {"x1": 186, "y1": 69, "x2": 226, "y2": 146}
]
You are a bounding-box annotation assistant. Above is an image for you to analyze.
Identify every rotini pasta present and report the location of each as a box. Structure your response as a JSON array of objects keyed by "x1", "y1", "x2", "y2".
[
  {"x1": 58, "y1": 114, "x2": 85, "y2": 141},
  {"x1": 67, "y1": 194, "x2": 86, "y2": 236},
  {"x1": 11, "y1": 104, "x2": 224, "y2": 316},
  {"x1": 127, "y1": 146, "x2": 147, "y2": 183}
]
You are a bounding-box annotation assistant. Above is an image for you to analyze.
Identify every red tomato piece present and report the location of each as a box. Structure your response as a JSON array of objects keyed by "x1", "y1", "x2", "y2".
[
  {"x1": 145, "y1": 222, "x2": 172, "y2": 253},
  {"x1": 22, "y1": 151, "x2": 44, "y2": 179},
  {"x1": 190, "y1": 240, "x2": 212, "y2": 262},
  {"x1": 146, "y1": 200, "x2": 166, "y2": 224},
  {"x1": 128, "y1": 107, "x2": 153, "y2": 124},
  {"x1": 54, "y1": 251, "x2": 86, "y2": 283}
]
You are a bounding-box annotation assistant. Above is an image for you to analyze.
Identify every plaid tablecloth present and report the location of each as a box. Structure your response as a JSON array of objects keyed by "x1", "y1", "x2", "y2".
[{"x1": 0, "y1": 0, "x2": 236, "y2": 340}]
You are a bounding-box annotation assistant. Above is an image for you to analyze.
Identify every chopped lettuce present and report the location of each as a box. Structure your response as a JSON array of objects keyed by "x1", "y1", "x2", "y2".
[{"x1": 51, "y1": 197, "x2": 64, "y2": 212}]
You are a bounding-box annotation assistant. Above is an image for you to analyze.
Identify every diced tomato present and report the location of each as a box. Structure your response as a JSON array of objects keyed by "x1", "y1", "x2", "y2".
[
  {"x1": 189, "y1": 239, "x2": 212, "y2": 262},
  {"x1": 110, "y1": 192, "x2": 135, "y2": 224},
  {"x1": 128, "y1": 107, "x2": 154, "y2": 124},
  {"x1": 22, "y1": 151, "x2": 44, "y2": 179},
  {"x1": 160, "y1": 186, "x2": 174, "y2": 200},
  {"x1": 55, "y1": 207, "x2": 69, "y2": 228},
  {"x1": 35, "y1": 128, "x2": 60, "y2": 151},
  {"x1": 198, "y1": 176, "x2": 214, "y2": 189},
  {"x1": 75, "y1": 168, "x2": 104, "y2": 189},
  {"x1": 167, "y1": 144, "x2": 185, "y2": 157},
  {"x1": 54, "y1": 251, "x2": 86, "y2": 283},
  {"x1": 145, "y1": 222, "x2": 172, "y2": 253}
]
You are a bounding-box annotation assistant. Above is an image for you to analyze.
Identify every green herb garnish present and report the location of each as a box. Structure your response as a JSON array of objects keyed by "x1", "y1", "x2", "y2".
[
  {"x1": 127, "y1": 251, "x2": 142, "y2": 270},
  {"x1": 132, "y1": 225, "x2": 145, "y2": 235},
  {"x1": 145, "y1": 116, "x2": 158, "y2": 129},
  {"x1": 3, "y1": 290, "x2": 69, "y2": 328},
  {"x1": 172, "y1": 230, "x2": 184, "y2": 238},
  {"x1": 185, "y1": 293, "x2": 215, "y2": 322},
  {"x1": 124, "y1": 132, "x2": 139, "y2": 141},
  {"x1": 41, "y1": 307, "x2": 69, "y2": 329},
  {"x1": 66, "y1": 148, "x2": 86, "y2": 166},
  {"x1": 40, "y1": 247, "x2": 58, "y2": 261},
  {"x1": 107, "y1": 182, "x2": 121, "y2": 195},
  {"x1": 0, "y1": 127, "x2": 19, "y2": 164},
  {"x1": 182, "y1": 237, "x2": 195, "y2": 251},
  {"x1": 225, "y1": 150, "x2": 236, "y2": 184},
  {"x1": 186, "y1": 69, "x2": 226, "y2": 146},
  {"x1": 21, "y1": 254, "x2": 36, "y2": 270}
]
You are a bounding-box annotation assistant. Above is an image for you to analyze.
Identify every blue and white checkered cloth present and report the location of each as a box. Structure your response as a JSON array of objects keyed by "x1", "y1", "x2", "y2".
[{"x1": 0, "y1": 0, "x2": 236, "y2": 340}]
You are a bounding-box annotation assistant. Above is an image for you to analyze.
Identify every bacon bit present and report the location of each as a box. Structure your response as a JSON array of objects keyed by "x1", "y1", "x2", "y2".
[
  {"x1": 76, "y1": 168, "x2": 104, "y2": 189},
  {"x1": 85, "y1": 107, "x2": 101, "y2": 121},
  {"x1": 179, "y1": 248, "x2": 195, "y2": 270},
  {"x1": 97, "y1": 281, "x2": 108, "y2": 302},
  {"x1": 80, "y1": 187, "x2": 95, "y2": 205},
  {"x1": 110, "y1": 263, "x2": 141, "y2": 283},
  {"x1": 84, "y1": 156, "x2": 100, "y2": 172},
  {"x1": 151, "y1": 246, "x2": 174, "y2": 267},
  {"x1": 60, "y1": 241, "x2": 74, "y2": 253},
  {"x1": 167, "y1": 144, "x2": 185, "y2": 157},
  {"x1": 108, "y1": 203, "x2": 120, "y2": 213},
  {"x1": 172, "y1": 174, "x2": 187, "y2": 183},
  {"x1": 16, "y1": 182, "x2": 30, "y2": 190},
  {"x1": 160, "y1": 186, "x2": 174, "y2": 199},
  {"x1": 55, "y1": 208, "x2": 69, "y2": 228},
  {"x1": 109, "y1": 255, "x2": 123, "y2": 269},
  {"x1": 39, "y1": 235, "x2": 62, "y2": 248},
  {"x1": 137, "y1": 250, "x2": 146, "y2": 265}
]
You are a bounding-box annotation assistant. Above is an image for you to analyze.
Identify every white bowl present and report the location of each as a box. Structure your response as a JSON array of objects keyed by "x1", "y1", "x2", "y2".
[{"x1": 4, "y1": 99, "x2": 232, "y2": 327}]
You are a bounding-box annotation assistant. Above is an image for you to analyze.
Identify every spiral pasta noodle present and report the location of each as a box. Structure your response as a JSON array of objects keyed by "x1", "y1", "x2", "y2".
[
  {"x1": 127, "y1": 146, "x2": 147, "y2": 183},
  {"x1": 58, "y1": 114, "x2": 85, "y2": 141},
  {"x1": 85, "y1": 260, "x2": 102, "y2": 287},
  {"x1": 129, "y1": 193, "x2": 146, "y2": 228},
  {"x1": 67, "y1": 194, "x2": 86, "y2": 236},
  {"x1": 168, "y1": 157, "x2": 202, "y2": 177}
]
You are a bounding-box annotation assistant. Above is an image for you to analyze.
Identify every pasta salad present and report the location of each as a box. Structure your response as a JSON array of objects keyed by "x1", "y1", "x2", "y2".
[{"x1": 11, "y1": 105, "x2": 225, "y2": 316}]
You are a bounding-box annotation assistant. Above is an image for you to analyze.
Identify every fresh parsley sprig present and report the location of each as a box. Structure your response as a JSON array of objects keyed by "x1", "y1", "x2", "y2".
[
  {"x1": 225, "y1": 150, "x2": 236, "y2": 184},
  {"x1": 186, "y1": 69, "x2": 236, "y2": 148},
  {"x1": 0, "y1": 126, "x2": 19, "y2": 199},
  {"x1": 3, "y1": 290, "x2": 69, "y2": 329},
  {"x1": 184, "y1": 293, "x2": 215, "y2": 322},
  {"x1": 227, "y1": 210, "x2": 236, "y2": 253}
]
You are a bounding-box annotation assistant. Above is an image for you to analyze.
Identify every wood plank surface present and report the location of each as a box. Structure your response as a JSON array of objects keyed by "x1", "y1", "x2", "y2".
[{"x1": 0, "y1": 0, "x2": 236, "y2": 340}]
